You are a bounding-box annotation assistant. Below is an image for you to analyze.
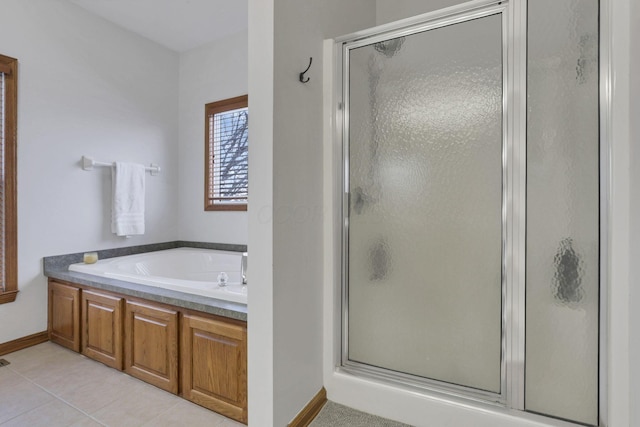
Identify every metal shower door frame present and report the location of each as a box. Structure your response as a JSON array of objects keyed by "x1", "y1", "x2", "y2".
[
  {"x1": 338, "y1": 0, "x2": 515, "y2": 407},
  {"x1": 334, "y1": 0, "x2": 609, "y2": 424}
]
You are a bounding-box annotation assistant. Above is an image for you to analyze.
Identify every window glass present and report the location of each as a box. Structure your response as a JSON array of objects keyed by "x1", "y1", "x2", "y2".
[{"x1": 205, "y1": 96, "x2": 248, "y2": 211}]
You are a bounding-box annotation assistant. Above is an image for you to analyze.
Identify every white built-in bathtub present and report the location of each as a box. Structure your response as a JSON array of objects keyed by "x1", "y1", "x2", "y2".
[{"x1": 69, "y1": 247, "x2": 247, "y2": 304}]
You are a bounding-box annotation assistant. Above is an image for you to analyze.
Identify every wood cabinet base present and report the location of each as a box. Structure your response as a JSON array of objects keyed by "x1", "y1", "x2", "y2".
[
  {"x1": 48, "y1": 281, "x2": 80, "y2": 352},
  {"x1": 124, "y1": 301, "x2": 179, "y2": 394},
  {"x1": 48, "y1": 278, "x2": 247, "y2": 423},
  {"x1": 81, "y1": 290, "x2": 123, "y2": 370},
  {"x1": 181, "y1": 313, "x2": 247, "y2": 424}
]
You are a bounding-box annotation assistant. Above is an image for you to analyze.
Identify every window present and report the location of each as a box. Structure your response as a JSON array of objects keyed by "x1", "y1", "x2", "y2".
[
  {"x1": 205, "y1": 95, "x2": 248, "y2": 211},
  {"x1": 0, "y1": 54, "x2": 17, "y2": 304}
]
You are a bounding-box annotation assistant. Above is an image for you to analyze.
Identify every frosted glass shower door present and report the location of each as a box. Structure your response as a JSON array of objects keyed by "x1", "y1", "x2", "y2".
[
  {"x1": 345, "y1": 13, "x2": 504, "y2": 393},
  {"x1": 525, "y1": 0, "x2": 600, "y2": 424}
]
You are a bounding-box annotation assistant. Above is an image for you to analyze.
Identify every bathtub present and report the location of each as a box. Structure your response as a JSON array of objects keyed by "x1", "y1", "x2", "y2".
[{"x1": 68, "y1": 247, "x2": 247, "y2": 304}]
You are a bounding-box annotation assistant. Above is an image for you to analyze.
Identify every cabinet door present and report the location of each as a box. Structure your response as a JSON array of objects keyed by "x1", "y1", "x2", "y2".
[
  {"x1": 48, "y1": 280, "x2": 80, "y2": 352},
  {"x1": 124, "y1": 301, "x2": 178, "y2": 394},
  {"x1": 181, "y1": 314, "x2": 247, "y2": 424},
  {"x1": 81, "y1": 290, "x2": 123, "y2": 370}
]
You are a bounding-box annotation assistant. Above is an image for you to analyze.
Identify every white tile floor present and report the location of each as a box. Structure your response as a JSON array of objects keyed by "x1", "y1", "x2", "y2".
[{"x1": 0, "y1": 342, "x2": 245, "y2": 427}]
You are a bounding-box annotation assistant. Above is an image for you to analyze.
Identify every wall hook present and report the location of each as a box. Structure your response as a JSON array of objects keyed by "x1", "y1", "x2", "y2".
[{"x1": 299, "y1": 57, "x2": 312, "y2": 83}]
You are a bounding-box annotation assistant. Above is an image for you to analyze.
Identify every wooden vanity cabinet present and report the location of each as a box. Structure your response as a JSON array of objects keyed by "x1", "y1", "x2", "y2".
[
  {"x1": 181, "y1": 313, "x2": 248, "y2": 424},
  {"x1": 124, "y1": 301, "x2": 179, "y2": 394},
  {"x1": 48, "y1": 280, "x2": 80, "y2": 352},
  {"x1": 48, "y1": 278, "x2": 247, "y2": 422},
  {"x1": 81, "y1": 290, "x2": 124, "y2": 370}
]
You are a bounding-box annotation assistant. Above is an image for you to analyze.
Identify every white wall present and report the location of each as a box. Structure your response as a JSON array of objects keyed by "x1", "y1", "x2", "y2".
[
  {"x1": 628, "y1": 0, "x2": 639, "y2": 425},
  {"x1": 376, "y1": 0, "x2": 467, "y2": 24},
  {"x1": 607, "y1": 0, "x2": 631, "y2": 424},
  {"x1": 271, "y1": 2, "x2": 376, "y2": 424},
  {"x1": 247, "y1": 0, "x2": 275, "y2": 423},
  {"x1": 0, "y1": 0, "x2": 179, "y2": 344},
  {"x1": 178, "y1": 32, "x2": 248, "y2": 244},
  {"x1": 248, "y1": 0, "x2": 375, "y2": 425}
]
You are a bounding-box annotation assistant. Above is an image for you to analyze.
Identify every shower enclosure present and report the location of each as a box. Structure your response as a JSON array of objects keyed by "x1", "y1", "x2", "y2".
[{"x1": 339, "y1": 1, "x2": 601, "y2": 425}]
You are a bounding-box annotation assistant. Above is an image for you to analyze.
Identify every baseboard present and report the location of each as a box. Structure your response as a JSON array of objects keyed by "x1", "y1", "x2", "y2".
[
  {"x1": 0, "y1": 331, "x2": 48, "y2": 356},
  {"x1": 288, "y1": 387, "x2": 327, "y2": 427}
]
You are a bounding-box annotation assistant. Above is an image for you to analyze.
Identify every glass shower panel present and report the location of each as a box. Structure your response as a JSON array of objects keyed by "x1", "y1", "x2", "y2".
[
  {"x1": 347, "y1": 14, "x2": 503, "y2": 393},
  {"x1": 525, "y1": 0, "x2": 599, "y2": 424}
]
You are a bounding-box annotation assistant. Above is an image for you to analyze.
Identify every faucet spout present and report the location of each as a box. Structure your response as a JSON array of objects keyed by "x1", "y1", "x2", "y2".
[{"x1": 241, "y1": 252, "x2": 248, "y2": 285}]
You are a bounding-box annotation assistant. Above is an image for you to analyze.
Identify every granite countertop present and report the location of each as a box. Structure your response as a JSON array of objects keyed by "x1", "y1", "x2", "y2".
[{"x1": 43, "y1": 241, "x2": 248, "y2": 322}]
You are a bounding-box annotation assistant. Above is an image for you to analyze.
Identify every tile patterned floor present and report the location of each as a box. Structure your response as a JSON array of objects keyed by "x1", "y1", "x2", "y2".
[
  {"x1": 0, "y1": 342, "x2": 244, "y2": 427},
  {"x1": 309, "y1": 401, "x2": 412, "y2": 427}
]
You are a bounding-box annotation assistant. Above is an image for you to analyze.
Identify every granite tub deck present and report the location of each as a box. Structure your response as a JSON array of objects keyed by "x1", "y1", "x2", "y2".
[{"x1": 43, "y1": 241, "x2": 248, "y2": 321}]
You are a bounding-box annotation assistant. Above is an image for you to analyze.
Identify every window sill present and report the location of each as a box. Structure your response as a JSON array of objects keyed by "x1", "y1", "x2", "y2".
[
  {"x1": 0, "y1": 290, "x2": 18, "y2": 304},
  {"x1": 205, "y1": 204, "x2": 248, "y2": 212}
]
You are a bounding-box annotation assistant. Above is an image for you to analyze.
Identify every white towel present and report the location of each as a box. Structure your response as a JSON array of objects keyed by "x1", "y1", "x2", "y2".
[{"x1": 111, "y1": 162, "x2": 145, "y2": 236}]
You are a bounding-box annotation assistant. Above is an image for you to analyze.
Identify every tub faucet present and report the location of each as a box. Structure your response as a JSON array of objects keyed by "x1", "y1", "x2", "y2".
[{"x1": 241, "y1": 252, "x2": 248, "y2": 285}]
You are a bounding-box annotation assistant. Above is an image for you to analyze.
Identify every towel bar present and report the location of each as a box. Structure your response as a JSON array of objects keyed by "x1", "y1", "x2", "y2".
[{"x1": 81, "y1": 156, "x2": 160, "y2": 176}]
